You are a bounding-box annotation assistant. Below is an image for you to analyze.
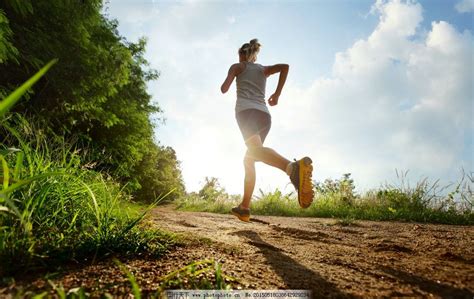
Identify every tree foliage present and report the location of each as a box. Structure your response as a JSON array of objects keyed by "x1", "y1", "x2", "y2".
[{"x1": 0, "y1": 0, "x2": 184, "y2": 200}]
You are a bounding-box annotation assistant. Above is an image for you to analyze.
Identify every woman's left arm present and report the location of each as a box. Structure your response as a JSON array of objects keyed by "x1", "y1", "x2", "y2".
[{"x1": 264, "y1": 64, "x2": 289, "y2": 106}]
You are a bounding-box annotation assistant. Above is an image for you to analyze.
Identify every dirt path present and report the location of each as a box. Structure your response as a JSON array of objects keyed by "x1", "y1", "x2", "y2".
[
  {"x1": 147, "y1": 206, "x2": 473, "y2": 298},
  {"x1": 8, "y1": 206, "x2": 473, "y2": 298}
]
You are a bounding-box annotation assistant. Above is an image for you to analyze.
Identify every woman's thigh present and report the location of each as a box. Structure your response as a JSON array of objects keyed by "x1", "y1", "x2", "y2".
[{"x1": 235, "y1": 109, "x2": 271, "y2": 144}]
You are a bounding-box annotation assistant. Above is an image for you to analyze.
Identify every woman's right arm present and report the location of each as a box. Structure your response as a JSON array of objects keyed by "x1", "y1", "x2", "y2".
[{"x1": 221, "y1": 63, "x2": 243, "y2": 94}]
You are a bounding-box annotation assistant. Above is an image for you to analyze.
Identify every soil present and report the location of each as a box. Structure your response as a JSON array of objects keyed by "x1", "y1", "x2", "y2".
[{"x1": 2, "y1": 205, "x2": 473, "y2": 298}]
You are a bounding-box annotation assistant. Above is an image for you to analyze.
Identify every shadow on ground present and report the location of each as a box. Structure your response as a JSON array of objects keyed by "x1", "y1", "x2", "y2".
[
  {"x1": 233, "y1": 230, "x2": 354, "y2": 299},
  {"x1": 379, "y1": 265, "x2": 474, "y2": 299}
]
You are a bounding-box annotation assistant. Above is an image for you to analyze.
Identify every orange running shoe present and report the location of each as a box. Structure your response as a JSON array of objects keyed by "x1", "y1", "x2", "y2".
[
  {"x1": 231, "y1": 205, "x2": 250, "y2": 222},
  {"x1": 289, "y1": 157, "x2": 314, "y2": 208}
]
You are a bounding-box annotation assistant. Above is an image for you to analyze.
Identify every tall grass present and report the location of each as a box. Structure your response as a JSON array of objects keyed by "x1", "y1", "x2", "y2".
[
  {"x1": 0, "y1": 59, "x2": 57, "y2": 118},
  {"x1": 177, "y1": 172, "x2": 474, "y2": 225},
  {"x1": 0, "y1": 115, "x2": 175, "y2": 275},
  {"x1": 176, "y1": 177, "x2": 241, "y2": 214}
]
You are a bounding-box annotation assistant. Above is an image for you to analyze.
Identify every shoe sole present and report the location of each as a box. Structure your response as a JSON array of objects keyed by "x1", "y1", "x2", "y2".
[
  {"x1": 232, "y1": 211, "x2": 250, "y2": 222},
  {"x1": 298, "y1": 156, "x2": 314, "y2": 209}
]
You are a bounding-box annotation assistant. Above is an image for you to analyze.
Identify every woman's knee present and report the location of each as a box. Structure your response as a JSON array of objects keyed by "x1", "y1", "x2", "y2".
[
  {"x1": 245, "y1": 134, "x2": 263, "y2": 148},
  {"x1": 247, "y1": 145, "x2": 265, "y2": 160},
  {"x1": 243, "y1": 155, "x2": 255, "y2": 169}
]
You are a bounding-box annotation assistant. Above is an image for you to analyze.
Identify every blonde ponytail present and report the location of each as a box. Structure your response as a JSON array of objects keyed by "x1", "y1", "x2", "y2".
[{"x1": 238, "y1": 38, "x2": 261, "y2": 62}]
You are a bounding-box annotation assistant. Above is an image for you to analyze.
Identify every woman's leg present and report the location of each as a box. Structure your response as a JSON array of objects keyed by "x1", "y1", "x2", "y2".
[
  {"x1": 235, "y1": 110, "x2": 296, "y2": 216},
  {"x1": 236, "y1": 110, "x2": 290, "y2": 172},
  {"x1": 245, "y1": 134, "x2": 291, "y2": 172},
  {"x1": 240, "y1": 153, "x2": 255, "y2": 209},
  {"x1": 239, "y1": 134, "x2": 291, "y2": 210}
]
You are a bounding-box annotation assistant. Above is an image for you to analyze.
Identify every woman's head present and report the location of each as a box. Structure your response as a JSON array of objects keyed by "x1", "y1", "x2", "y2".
[{"x1": 238, "y1": 39, "x2": 261, "y2": 62}]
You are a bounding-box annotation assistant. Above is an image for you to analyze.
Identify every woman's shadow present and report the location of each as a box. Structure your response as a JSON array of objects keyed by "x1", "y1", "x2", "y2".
[{"x1": 232, "y1": 230, "x2": 353, "y2": 298}]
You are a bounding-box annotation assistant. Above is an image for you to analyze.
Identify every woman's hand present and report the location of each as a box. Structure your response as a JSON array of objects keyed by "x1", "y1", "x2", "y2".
[
  {"x1": 268, "y1": 92, "x2": 280, "y2": 106},
  {"x1": 264, "y1": 64, "x2": 288, "y2": 106}
]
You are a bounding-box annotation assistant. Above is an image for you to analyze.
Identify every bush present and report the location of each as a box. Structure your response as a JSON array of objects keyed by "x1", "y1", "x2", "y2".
[
  {"x1": 314, "y1": 173, "x2": 356, "y2": 205},
  {"x1": 177, "y1": 174, "x2": 474, "y2": 225},
  {"x1": 0, "y1": 116, "x2": 175, "y2": 275}
]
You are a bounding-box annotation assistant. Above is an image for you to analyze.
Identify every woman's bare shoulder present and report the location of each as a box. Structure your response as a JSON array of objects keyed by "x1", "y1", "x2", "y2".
[{"x1": 230, "y1": 62, "x2": 246, "y2": 76}]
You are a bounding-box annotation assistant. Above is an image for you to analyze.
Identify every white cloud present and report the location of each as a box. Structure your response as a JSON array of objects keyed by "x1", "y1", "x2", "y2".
[
  {"x1": 105, "y1": 1, "x2": 159, "y2": 25},
  {"x1": 106, "y1": 0, "x2": 473, "y2": 195},
  {"x1": 455, "y1": 0, "x2": 474, "y2": 13},
  {"x1": 227, "y1": 16, "x2": 236, "y2": 24},
  {"x1": 268, "y1": 0, "x2": 473, "y2": 191},
  {"x1": 136, "y1": 2, "x2": 246, "y2": 192}
]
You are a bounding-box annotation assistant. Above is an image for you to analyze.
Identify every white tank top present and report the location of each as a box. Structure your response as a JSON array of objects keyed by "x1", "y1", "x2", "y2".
[{"x1": 235, "y1": 62, "x2": 269, "y2": 114}]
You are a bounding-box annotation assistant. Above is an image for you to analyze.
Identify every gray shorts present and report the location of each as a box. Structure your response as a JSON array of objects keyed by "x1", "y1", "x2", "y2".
[{"x1": 235, "y1": 109, "x2": 271, "y2": 143}]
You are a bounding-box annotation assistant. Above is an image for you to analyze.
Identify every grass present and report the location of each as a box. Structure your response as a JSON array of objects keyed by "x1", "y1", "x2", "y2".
[
  {"x1": 0, "y1": 115, "x2": 177, "y2": 276},
  {"x1": 1, "y1": 60, "x2": 471, "y2": 297},
  {"x1": 156, "y1": 259, "x2": 234, "y2": 291},
  {"x1": 0, "y1": 60, "x2": 234, "y2": 297},
  {"x1": 0, "y1": 118, "x2": 229, "y2": 295},
  {"x1": 0, "y1": 59, "x2": 237, "y2": 297},
  {"x1": 176, "y1": 172, "x2": 474, "y2": 225},
  {"x1": 9, "y1": 259, "x2": 234, "y2": 298},
  {"x1": 0, "y1": 59, "x2": 57, "y2": 118},
  {"x1": 334, "y1": 216, "x2": 357, "y2": 227}
]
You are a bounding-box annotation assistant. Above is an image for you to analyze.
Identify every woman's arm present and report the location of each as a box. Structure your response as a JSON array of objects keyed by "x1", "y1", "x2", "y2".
[
  {"x1": 221, "y1": 63, "x2": 243, "y2": 94},
  {"x1": 264, "y1": 64, "x2": 289, "y2": 106}
]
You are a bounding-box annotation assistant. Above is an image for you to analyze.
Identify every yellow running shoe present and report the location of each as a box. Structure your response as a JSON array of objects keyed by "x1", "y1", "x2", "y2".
[
  {"x1": 231, "y1": 205, "x2": 250, "y2": 222},
  {"x1": 289, "y1": 157, "x2": 314, "y2": 208}
]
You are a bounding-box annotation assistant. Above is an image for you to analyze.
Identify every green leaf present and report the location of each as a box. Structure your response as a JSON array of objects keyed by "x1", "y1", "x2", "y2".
[
  {"x1": 0, "y1": 155, "x2": 9, "y2": 189},
  {"x1": 13, "y1": 151, "x2": 24, "y2": 180},
  {"x1": 0, "y1": 148, "x2": 21, "y2": 156},
  {"x1": 0, "y1": 59, "x2": 57, "y2": 117}
]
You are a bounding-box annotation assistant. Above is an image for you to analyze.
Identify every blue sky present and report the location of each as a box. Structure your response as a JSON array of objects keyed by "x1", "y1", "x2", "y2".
[{"x1": 104, "y1": 0, "x2": 473, "y2": 195}]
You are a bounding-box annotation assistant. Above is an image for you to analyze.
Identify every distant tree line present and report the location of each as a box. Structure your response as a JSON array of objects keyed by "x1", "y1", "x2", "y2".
[{"x1": 0, "y1": 0, "x2": 185, "y2": 201}]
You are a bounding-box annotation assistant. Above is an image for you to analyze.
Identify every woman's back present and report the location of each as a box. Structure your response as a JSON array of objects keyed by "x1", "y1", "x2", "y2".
[{"x1": 236, "y1": 62, "x2": 268, "y2": 114}]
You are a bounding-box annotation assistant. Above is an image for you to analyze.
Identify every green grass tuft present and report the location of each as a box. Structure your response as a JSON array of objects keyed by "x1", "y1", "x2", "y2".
[
  {"x1": 176, "y1": 173, "x2": 474, "y2": 225},
  {"x1": 0, "y1": 115, "x2": 176, "y2": 276}
]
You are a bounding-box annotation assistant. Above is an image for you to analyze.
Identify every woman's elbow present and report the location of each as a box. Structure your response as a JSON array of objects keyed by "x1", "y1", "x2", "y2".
[{"x1": 221, "y1": 84, "x2": 229, "y2": 94}]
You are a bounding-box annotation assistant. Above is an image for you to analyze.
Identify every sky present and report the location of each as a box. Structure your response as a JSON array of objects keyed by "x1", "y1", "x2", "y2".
[{"x1": 103, "y1": 0, "x2": 473, "y2": 195}]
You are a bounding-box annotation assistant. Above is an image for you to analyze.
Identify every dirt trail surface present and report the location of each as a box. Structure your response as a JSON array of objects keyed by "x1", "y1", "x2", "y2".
[
  {"x1": 6, "y1": 206, "x2": 473, "y2": 298},
  {"x1": 148, "y1": 206, "x2": 474, "y2": 298}
]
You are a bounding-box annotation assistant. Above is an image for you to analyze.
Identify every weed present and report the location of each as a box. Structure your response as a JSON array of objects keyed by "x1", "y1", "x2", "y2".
[
  {"x1": 177, "y1": 173, "x2": 474, "y2": 225},
  {"x1": 157, "y1": 259, "x2": 234, "y2": 291},
  {"x1": 0, "y1": 116, "x2": 176, "y2": 275},
  {"x1": 335, "y1": 216, "x2": 356, "y2": 227}
]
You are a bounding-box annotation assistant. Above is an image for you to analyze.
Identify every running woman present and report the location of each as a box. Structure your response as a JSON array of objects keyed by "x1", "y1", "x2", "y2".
[{"x1": 221, "y1": 38, "x2": 314, "y2": 222}]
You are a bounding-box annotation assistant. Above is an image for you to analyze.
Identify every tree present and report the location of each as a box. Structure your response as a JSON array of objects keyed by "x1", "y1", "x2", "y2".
[
  {"x1": 132, "y1": 144, "x2": 185, "y2": 202},
  {"x1": 0, "y1": 0, "x2": 185, "y2": 201}
]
